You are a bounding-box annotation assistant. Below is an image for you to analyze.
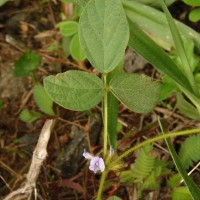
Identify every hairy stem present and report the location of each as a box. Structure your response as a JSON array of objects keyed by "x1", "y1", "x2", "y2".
[
  {"x1": 96, "y1": 170, "x2": 108, "y2": 200},
  {"x1": 113, "y1": 128, "x2": 200, "y2": 165}
]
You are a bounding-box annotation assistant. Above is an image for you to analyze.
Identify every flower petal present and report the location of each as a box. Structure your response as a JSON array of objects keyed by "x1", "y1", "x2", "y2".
[
  {"x1": 89, "y1": 157, "x2": 105, "y2": 174},
  {"x1": 90, "y1": 157, "x2": 100, "y2": 173},
  {"x1": 83, "y1": 149, "x2": 94, "y2": 160},
  {"x1": 98, "y1": 158, "x2": 105, "y2": 172}
]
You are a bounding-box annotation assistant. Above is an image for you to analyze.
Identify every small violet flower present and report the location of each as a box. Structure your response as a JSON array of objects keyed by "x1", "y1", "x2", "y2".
[{"x1": 83, "y1": 149, "x2": 105, "y2": 174}]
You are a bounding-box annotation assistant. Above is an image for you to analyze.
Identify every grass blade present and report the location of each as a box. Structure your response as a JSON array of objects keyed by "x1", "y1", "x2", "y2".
[
  {"x1": 160, "y1": 0, "x2": 198, "y2": 96},
  {"x1": 158, "y1": 120, "x2": 200, "y2": 200},
  {"x1": 165, "y1": 139, "x2": 200, "y2": 200}
]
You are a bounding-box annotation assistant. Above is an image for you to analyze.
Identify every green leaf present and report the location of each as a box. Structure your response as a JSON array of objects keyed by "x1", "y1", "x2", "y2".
[
  {"x1": 195, "y1": 73, "x2": 200, "y2": 86},
  {"x1": 172, "y1": 187, "x2": 193, "y2": 200},
  {"x1": 133, "y1": 0, "x2": 176, "y2": 8},
  {"x1": 159, "y1": 75, "x2": 178, "y2": 100},
  {"x1": 70, "y1": 34, "x2": 86, "y2": 61},
  {"x1": 120, "y1": 170, "x2": 134, "y2": 183},
  {"x1": 107, "y1": 91, "x2": 119, "y2": 150},
  {"x1": 127, "y1": 20, "x2": 194, "y2": 97},
  {"x1": 165, "y1": 138, "x2": 200, "y2": 200},
  {"x1": 0, "y1": 0, "x2": 10, "y2": 7},
  {"x1": 20, "y1": 109, "x2": 43, "y2": 123},
  {"x1": 183, "y1": 0, "x2": 200, "y2": 6},
  {"x1": 44, "y1": 70, "x2": 103, "y2": 111},
  {"x1": 14, "y1": 51, "x2": 41, "y2": 77},
  {"x1": 161, "y1": 0, "x2": 198, "y2": 96},
  {"x1": 60, "y1": 21, "x2": 78, "y2": 37},
  {"x1": 140, "y1": 168, "x2": 159, "y2": 191},
  {"x1": 110, "y1": 73, "x2": 161, "y2": 113},
  {"x1": 184, "y1": 40, "x2": 200, "y2": 72},
  {"x1": 107, "y1": 196, "x2": 122, "y2": 200},
  {"x1": 33, "y1": 84, "x2": 55, "y2": 116},
  {"x1": 62, "y1": 36, "x2": 71, "y2": 57},
  {"x1": 128, "y1": 18, "x2": 200, "y2": 112},
  {"x1": 123, "y1": 0, "x2": 200, "y2": 52},
  {"x1": 177, "y1": 94, "x2": 200, "y2": 120},
  {"x1": 71, "y1": 4, "x2": 83, "y2": 20},
  {"x1": 167, "y1": 174, "x2": 182, "y2": 188},
  {"x1": 79, "y1": 0, "x2": 129, "y2": 73},
  {"x1": 179, "y1": 134, "x2": 200, "y2": 169},
  {"x1": 173, "y1": 39, "x2": 200, "y2": 73},
  {"x1": 189, "y1": 8, "x2": 200, "y2": 22}
]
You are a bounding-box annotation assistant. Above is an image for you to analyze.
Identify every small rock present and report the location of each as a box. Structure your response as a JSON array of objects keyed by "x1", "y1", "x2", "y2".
[{"x1": 124, "y1": 48, "x2": 147, "y2": 73}]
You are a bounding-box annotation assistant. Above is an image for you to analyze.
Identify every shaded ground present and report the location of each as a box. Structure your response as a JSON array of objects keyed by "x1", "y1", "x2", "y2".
[{"x1": 0, "y1": 1, "x2": 200, "y2": 200}]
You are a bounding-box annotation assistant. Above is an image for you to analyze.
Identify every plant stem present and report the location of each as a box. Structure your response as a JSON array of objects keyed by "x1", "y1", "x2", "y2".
[
  {"x1": 96, "y1": 170, "x2": 108, "y2": 200},
  {"x1": 103, "y1": 73, "x2": 108, "y2": 158},
  {"x1": 96, "y1": 74, "x2": 109, "y2": 199},
  {"x1": 113, "y1": 128, "x2": 200, "y2": 165}
]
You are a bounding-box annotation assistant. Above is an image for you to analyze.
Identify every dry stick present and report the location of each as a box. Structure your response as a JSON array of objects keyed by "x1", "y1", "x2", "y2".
[{"x1": 4, "y1": 120, "x2": 53, "y2": 200}]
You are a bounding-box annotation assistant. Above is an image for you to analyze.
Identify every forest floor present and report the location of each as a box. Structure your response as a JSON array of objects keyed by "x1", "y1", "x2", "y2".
[{"x1": 0, "y1": 1, "x2": 200, "y2": 200}]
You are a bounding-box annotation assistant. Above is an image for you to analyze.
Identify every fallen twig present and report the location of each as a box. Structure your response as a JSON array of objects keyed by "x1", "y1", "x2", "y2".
[{"x1": 3, "y1": 120, "x2": 53, "y2": 200}]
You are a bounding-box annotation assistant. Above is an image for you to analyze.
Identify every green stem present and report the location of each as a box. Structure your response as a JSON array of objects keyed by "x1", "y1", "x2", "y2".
[
  {"x1": 113, "y1": 128, "x2": 200, "y2": 165},
  {"x1": 96, "y1": 170, "x2": 108, "y2": 200},
  {"x1": 103, "y1": 74, "x2": 108, "y2": 158}
]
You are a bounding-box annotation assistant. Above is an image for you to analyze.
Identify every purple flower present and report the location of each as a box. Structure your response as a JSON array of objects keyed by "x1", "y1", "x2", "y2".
[
  {"x1": 89, "y1": 157, "x2": 105, "y2": 173},
  {"x1": 83, "y1": 149, "x2": 105, "y2": 174}
]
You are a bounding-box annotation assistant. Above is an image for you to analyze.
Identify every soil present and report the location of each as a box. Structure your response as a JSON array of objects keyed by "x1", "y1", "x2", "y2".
[{"x1": 0, "y1": 1, "x2": 200, "y2": 200}]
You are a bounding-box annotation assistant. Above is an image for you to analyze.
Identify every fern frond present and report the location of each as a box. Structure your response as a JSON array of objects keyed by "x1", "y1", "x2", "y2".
[
  {"x1": 131, "y1": 144, "x2": 155, "y2": 182},
  {"x1": 167, "y1": 173, "x2": 182, "y2": 188},
  {"x1": 179, "y1": 134, "x2": 200, "y2": 169},
  {"x1": 120, "y1": 170, "x2": 134, "y2": 184},
  {"x1": 142, "y1": 167, "x2": 160, "y2": 190},
  {"x1": 172, "y1": 187, "x2": 193, "y2": 200},
  {"x1": 155, "y1": 159, "x2": 171, "y2": 176},
  {"x1": 136, "y1": 165, "x2": 163, "y2": 198}
]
